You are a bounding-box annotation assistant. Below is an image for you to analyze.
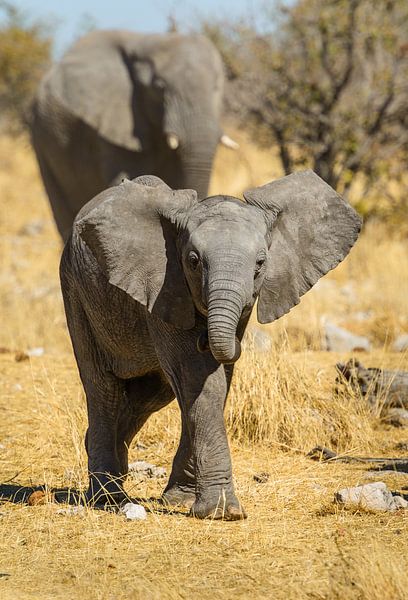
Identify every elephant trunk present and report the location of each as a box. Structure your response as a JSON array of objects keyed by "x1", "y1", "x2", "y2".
[
  {"x1": 181, "y1": 155, "x2": 214, "y2": 200},
  {"x1": 207, "y1": 274, "x2": 244, "y2": 364},
  {"x1": 165, "y1": 108, "x2": 220, "y2": 199}
]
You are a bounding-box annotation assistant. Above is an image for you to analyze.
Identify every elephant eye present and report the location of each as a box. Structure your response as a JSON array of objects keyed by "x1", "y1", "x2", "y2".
[
  {"x1": 188, "y1": 251, "x2": 200, "y2": 271},
  {"x1": 255, "y1": 256, "x2": 266, "y2": 277}
]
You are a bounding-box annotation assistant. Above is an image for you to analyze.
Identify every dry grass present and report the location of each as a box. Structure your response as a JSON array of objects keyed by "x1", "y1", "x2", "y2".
[{"x1": 0, "y1": 134, "x2": 408, "y2": 600}]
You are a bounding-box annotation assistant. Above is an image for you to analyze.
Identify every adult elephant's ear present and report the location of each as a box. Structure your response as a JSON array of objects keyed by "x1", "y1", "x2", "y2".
[
  {"x1": 243, "y1": 170, "x2": 362, "y2": 324},
  {"x1": 46, "y1": 31, "x2": 143, "y2": 152},
  {"x1": 75, "y1": 178, "x2": 198, "y2": 329}
]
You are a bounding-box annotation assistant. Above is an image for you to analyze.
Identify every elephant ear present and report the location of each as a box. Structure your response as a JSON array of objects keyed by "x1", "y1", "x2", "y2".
[
  {"x1": 75, "y1": 177, "x2": 198, "y2": 329},
  {"x1": 47, "y1": 32, "x2": 143, "y2": 152},
  {"x1": 243, "y1": 170, "x2": 362, "y2": 324}
]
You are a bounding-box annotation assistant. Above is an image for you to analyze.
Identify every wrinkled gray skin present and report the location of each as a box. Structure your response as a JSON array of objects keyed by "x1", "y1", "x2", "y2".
[
  {"x1": 30, "y1": 30, "x2": 224, "y2": 241},
  {"x1": 60, "y1": 171, "x2": 361, "y2": 520}
]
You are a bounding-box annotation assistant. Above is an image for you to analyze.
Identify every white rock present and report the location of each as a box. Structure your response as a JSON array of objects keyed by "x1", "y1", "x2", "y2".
[
  {"x1": 335, "y1": 482, "x2": 408, "y2": 511},
  {"x1": 393, "y1": 334, "x2": 408, "y2": 352},
  {"x1": 13, "y1": 383, "x2": 23, "y2": 392},
  {"x1": 393, "y1": 495, "x2": 408, "y2": 509},
  {"x1": 324, "y1": 322, "x2": 371, "y2": 352},
  {"x1": 128, "y1": 461, "x2": 166, "y2": 478},
  {"x1": 120, "y1": 502, "x2": 147, "y2": 521},
  {"x1": 384, "y1": 408, "x2": 408, "y2": 424},
  {"x1": 26, "y1": 347, "x2": 44, "y2": 357}
]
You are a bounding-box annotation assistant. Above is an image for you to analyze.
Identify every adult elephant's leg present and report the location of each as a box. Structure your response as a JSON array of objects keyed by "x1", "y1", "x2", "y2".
[
  {"x1": 99, "y1": 138, "x2": 151, "y2": 187},
  {"x1": 116, "y1": 373, "x2": 174, "y2": 477},
  {"x1": 32, "y1": 145, "x2": 75, "y2": 242}
]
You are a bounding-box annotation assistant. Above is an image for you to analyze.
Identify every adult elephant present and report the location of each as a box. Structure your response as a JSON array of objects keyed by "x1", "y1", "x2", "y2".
[{"x1": 30, "y1": 30, "x2": 234, "y2": 241}]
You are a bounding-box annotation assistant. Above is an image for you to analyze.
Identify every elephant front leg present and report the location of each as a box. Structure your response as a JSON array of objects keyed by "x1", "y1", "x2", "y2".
[
  {"x1": 180, "y1": 366, "x2": 246, "y2": 520},
  {"x1": 83, "y1": 375, "x2": 127, "y2": 506},
  {"x1": 162, "y1": 365, "x2": 236, "y2": 510}
]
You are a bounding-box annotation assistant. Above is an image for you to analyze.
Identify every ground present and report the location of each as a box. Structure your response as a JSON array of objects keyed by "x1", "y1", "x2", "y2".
[{"x1": 0, "y1": 135, "x2": 407, "y2": 599}]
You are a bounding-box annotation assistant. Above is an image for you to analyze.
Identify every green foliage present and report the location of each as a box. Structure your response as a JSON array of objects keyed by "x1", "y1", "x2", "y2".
[{"x1": 0, "y1": 1, "x2": 52, "y2": 132}]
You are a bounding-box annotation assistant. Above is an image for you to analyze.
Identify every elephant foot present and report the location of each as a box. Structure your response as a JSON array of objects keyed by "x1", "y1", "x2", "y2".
[
  {"x1": 161, "y1": 484, "x2": 196, "y2": 509},
  {"x1": 190, "y1": 491, "x2": 247, "y2": 521},
  {"x1": 86, "y1": 473, "x2": 128, "y2": 507}
]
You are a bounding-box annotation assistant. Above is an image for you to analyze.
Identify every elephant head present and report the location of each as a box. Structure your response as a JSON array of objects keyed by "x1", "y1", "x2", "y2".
[
  {"x1": 75, "y1": 171, "x2": 361, "y2": 364},
  {"x1": 48, "y1": 31, "x2": 224, "y2": 198}
]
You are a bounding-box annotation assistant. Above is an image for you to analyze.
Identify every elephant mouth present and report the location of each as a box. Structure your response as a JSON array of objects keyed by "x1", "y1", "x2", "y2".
[
  {"x1": 197, "y1": 330, "x2": 241, "y2": 364},
  {"x1": 197, "y1": 330, "x2": 210, "y2": 353}
]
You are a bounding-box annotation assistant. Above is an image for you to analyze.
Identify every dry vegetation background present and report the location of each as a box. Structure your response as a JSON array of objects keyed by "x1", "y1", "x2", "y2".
[{"x1": 0, "y1": 132, "x2": 407, "y2": 599}]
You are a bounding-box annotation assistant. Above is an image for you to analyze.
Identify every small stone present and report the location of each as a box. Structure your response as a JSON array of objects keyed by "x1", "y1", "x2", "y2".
[
  {"x1": 15, "y1": 347, "x2": 44, "y2": 362},
  {"x1": 119, "y1": 502, "x2": 147, "y2": 521},
  {"x1": 335, "y1": 482, "x2": 408, "y2": 512},
  {"x1": 384, "y1": 408, "x2": 408, "y2": 428},
  {"x1": 324, "y1": 322, "x2": 371, "y2": 352},
  {"x1": 128, "y1": 461, "x2": 166, "y2": 479},
  {"x1": 26, "y1": 347, "x2": 44, "y2": 358},
  {"x1": 13, "y1": 383, "x2": 23, "y2": 392},
  {"x1": 393, "y1": 496, "x2": 408, "y2": 509}
]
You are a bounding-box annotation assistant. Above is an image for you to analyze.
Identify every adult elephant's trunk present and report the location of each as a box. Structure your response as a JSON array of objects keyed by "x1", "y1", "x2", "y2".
[
  {"x1": 181, "y1": 153, "x2": 214, "y2": 200},
  {"x1": 166, "y1": 110, "x2": 219, "y2": 199},
  {"x1": 207, "y1": 270, "x2": 244, "y2": 364}
]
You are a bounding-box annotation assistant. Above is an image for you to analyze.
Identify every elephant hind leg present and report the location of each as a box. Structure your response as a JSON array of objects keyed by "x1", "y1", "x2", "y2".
[
  {"x1": 116, "y1": 372, "x2": 174, "y2": 477},
  {"x1": 161, "y1": 416, "x2": 197, "y2": 509},
  {"x1": 61, "y1": 285, "x2": 126, "y2": 505}
]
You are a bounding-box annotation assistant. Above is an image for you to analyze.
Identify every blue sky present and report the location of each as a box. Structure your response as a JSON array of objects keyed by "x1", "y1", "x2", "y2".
[{"x1": 4, "y1": 0, "x2": 274, "y2": 56}]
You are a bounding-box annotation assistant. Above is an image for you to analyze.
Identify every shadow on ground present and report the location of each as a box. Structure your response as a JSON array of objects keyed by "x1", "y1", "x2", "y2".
[{"x1": 0, "y1": 482, "x2": 187, "y2": 515}]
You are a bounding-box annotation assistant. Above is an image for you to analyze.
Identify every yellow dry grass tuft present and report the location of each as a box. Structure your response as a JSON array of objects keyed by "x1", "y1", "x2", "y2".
[{"x1": 0, "y1": 134, "x2": 408, "y2": 599}]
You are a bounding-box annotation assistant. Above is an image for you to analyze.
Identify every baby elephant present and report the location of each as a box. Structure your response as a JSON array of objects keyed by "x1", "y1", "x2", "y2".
[{"x1": 60, "y1": 171, "x2": 361, "y2": 520}]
